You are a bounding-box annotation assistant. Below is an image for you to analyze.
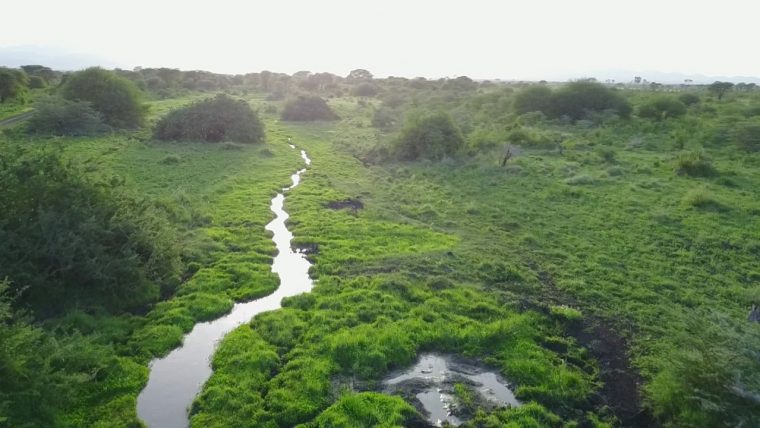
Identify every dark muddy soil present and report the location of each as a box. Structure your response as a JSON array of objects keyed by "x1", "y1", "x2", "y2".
[{"x1": 532, "y1": 270, "x2": 657, "y2": 427}]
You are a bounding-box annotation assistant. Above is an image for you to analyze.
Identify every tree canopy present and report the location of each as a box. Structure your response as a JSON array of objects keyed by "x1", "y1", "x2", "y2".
[
  {"x1": 281, "y1": 96, "x2": 339, "y2": 121},
  {"x1": 61, "y1": 67, "x2": 145, "y2": 128},
  {"x1": 393, "y1": 111, "x2": 465, "y2": 161},
  {"x1": 0, "y1": 148, "x2": 180, "y2": 315},
  {"x1": 154, "y1": 94, "x2": 265, "y2": 143},
  {"x1": 708, "y1": 81, "x2": 734, "y2": 100},
  {"x1": 0, "y1": 67, "x2": 28, "y2": 103}
]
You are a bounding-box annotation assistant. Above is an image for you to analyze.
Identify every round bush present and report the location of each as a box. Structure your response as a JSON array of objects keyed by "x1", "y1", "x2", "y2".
[
  {"x1": 514, "y1": 85, "x2": 553, "y2": 114},
  {"x1": 281, "y1": 96, "x2": 339, "y2": 121},
  {"x1": 638, "y1": 96, "x2": 687, "y2": 120},
  {"x1": 61, "y1": 67, "x2": 145, "y2": 128},
  {"x1": 549, "y1": 81, "x2": 632, "y2": 120},
  {"x1": 0, "y1": 148, "x2": 180, "y2": 314},
  {"x1": 393, "y1": 111, "x2": 465, "y2": 161},
  {"x1": 154, "y1": 94, "x2": 265, "y2": 143}
]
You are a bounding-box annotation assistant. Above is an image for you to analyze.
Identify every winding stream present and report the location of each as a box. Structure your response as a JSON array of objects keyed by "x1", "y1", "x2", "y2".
[{"x1": 136, "y1": 146, "x2": 313, "y2": 428}]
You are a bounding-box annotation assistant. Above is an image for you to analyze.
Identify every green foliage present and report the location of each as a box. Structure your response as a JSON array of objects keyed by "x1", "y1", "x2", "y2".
[
  {"x1": 638, "y1": 96, "x2": 687, "y2": 120},
  {"x1": 682, "y1": 187, "x2": 722, "y2": 209},
  {"x1": 281, "y1": 96, "x2": 339, "y2": 121},
  {"x1": 677, "y1": 92, "x2": 700, "y2": 106},
  {"x1": 733, "y1": 121, "x2": 760, "y2": 152},
  {"x1": 513, "y1": 85, "x2": 553, "y2": 114},
  {"x1": 308, "y1": 392, "x2": 419, "y2": 427},
  {"x1": 708, "y1": 81, "x2": 734, "y2": 100},
  {"x1": 27, "y1": 75, "x2": 46, "y2": 89},
  {"x1": 549, "y1": 305, "x2": 583, "y2": 322},
  {"x1": 26, "y1": 96, "x2": 108, "y2": 136},
  {"x1": 549, "y1": 81, "x2": 632, "y2": 120},
  {"x1": 0, "y1": 279, "x2": 121, "y2": 427},
  {"x1": 61, "y1": 67, "x2": 145, "y2": 128},
  {"x1": 154, "y1": 94, "x2": 265, "y2": 143},
  {"x1": 675, "y1": 151, "x2": 716, "y2": 177},
  {"x1": 352, "y1": 82, "x2": 379, "y2": 97},
  {"x1": 0, "y1": 67, "x2": 28, "y2": 104},
  {"x1": 393, "y1": 111, "x2": 465, "y2": 160},
  {"x1": 0, "y1": 147, "x2": 181, "y2": 314}
]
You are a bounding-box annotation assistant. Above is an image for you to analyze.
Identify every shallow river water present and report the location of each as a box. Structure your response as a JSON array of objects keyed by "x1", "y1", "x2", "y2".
[{"x1": 136, "y1": 147, "x2": 313, "y2": 428}]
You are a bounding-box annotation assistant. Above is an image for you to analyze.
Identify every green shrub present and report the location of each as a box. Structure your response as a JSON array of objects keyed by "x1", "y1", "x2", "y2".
[
  {"x1": 0, "y1": 148, "x2": 181, "y2": 315},
  {"x1": 675, "y1": 151, "x2": 716, "y2": 177},
  {"x1": 352, "y1": 82, "x2": 379, "y2": 97},
  {"x1": 61, "y1": 67, "x2": 145, "y2": 128},
  {"x1": 733, "y1": 121, "x2": 760, "y2": 152},
  {"x1": 678, "y1": 93, "x2": 700, "y2": 106},
  {"x1": 393, "y1": 111, "x2": 465, "y2": 161},
  {"x1": 682, "y1": 187, "x2": 720, "y2": 209},
  {"x1": 0, "y1": 67, "x2": 28, "y2": 103},
  {"x1": 514, "y1": 85, "x2": 553, "y2": 114},
  {"x1": 26, "y1": 96, "x2": 107, "y2": 136},
  {"x1": 549, "y1": 305, "x2": 583, "y2": 322},
  {"x1": 549, "y1": 81, "x2": 631, "y2": 120},
  {"x1": 281, "y1": 96, "x2": 339, "y2": 121},
  {"x1": 638, "y1": 96, "x2": 687, "y2": 120},
  {"x1": 154, "y1": 94, "x2": 265, "y2": 143},
  {"x1": 28, "y1": 75, "x2": 46, "y2": 89}
]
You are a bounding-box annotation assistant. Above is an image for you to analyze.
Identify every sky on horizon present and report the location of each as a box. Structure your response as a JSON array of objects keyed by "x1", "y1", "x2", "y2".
[{"x1": 2, "y1": 0, "x2": 759, "y2": 80}]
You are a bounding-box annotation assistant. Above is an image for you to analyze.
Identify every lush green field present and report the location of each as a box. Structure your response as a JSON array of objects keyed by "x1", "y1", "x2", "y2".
[
  {"x1": 2, "y1": 74, "x2": 760, "y2": 427},
  {"x1": 1, "y1": 93, "x2": 306, "y2": 426},
  {"x1": 193, "y1": 90, "x2": 760, "y2": 427}
]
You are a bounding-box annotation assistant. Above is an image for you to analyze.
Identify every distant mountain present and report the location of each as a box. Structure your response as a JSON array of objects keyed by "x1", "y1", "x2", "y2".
[
  {"x1": 0, "y1": 45, "x2": 122, "y2": 71},
  {"x1": 546, "y1": 69, "x2": 760, "y2": 85}
]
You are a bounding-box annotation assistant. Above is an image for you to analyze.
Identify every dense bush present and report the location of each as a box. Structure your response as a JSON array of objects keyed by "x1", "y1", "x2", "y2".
[
  {"x1": 26, "y1": 96, "x2": 108, "y2": 136},
  {"x1": 675, "y1": 151, "x2": 716, "y2": 177},
  {"x1": 281, "y1": 96, "x2": 339, "y2": 121},
  {"x1": 678, "y1": 93, "x2": 700, "y2": 106},
  {"x1": 351, "y1": 82, "x2": 379, "y2": 97},
  {"x1": 28, "y1": 75, "x2": 46, "y2": 89},
  {"x1": 511, "y1": 81, "x2": 631, "y2": 121},
  {"x1": 154, "y1": 94, "x2": 265, "y2": 143},
  {"x1": 513, "y1": 85, "x2": 553, "y2": 114},
  {"x1": 733, "y1": 121, "x2": 760, "y2": 152},
  {"x1": 0, "y1": 67, "x2": 28, "y2": 103},
  {"x1": 61, "y1": 67, "x2": 145, "y2": 128},
  {"x1": 393, "y1": 111, "x2": 465, "y2": 160},
  {"x1": 0, "y1": 148, "x2": 181, "y2": 315},
  {"x1": 638, "y1": 96, "x2": 687, "y2": 120},
  {"x1": 549, "y1": 81, "x2": 631, "y2": 120}
]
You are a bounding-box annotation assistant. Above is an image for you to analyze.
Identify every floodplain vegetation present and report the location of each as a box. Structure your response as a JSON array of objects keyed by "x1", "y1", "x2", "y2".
[{"x1": 0, "y1": 66, "x2": 759, "y2": 427}]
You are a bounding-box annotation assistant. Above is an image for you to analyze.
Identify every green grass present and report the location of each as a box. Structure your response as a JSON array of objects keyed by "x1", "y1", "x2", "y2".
[
  {"x1": 1, "y1": 92, "x2": 306, "y2": 426},
  {"x1": 3, "y1": 85, "x2": 760, "y2": 427},
  {"x1": 194, "y1": 93, "x2": 760, "y2": 426}
]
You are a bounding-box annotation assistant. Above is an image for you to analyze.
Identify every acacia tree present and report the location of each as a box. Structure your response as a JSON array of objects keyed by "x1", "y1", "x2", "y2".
[
  {"x1": 0, "y1": 67, "x2": 28, "y2": 103},
  {"x1": 347, "y1": 69, "x2": 373, "y2": 80},
  {"x1": 708, "y1": 81, "x2": 734, "y2": 100}
]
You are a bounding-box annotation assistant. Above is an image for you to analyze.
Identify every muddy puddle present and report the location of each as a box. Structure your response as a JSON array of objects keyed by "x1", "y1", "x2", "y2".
[{"x1": 383, "y1": 354, "x2": 520, "y2": 427}]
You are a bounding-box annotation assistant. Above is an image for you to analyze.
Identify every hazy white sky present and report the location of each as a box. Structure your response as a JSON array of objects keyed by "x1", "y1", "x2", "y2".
[{"x1": 2, "y1": 0, "x2": 759, "y2": 79}]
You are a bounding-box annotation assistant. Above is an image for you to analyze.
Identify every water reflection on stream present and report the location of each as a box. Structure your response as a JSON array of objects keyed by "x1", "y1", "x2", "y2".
[{"x1": 136, "y1": 147, "x2": 312, "y2": 428}]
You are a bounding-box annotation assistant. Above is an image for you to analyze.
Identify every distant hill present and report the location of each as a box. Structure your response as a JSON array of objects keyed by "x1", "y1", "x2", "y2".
[
  {"x1": 547, "y1": 69, "x2": 760, "y2": 85},
  {"x1": 0, "y1": 45, "x2": 121, "y2": 71}
]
